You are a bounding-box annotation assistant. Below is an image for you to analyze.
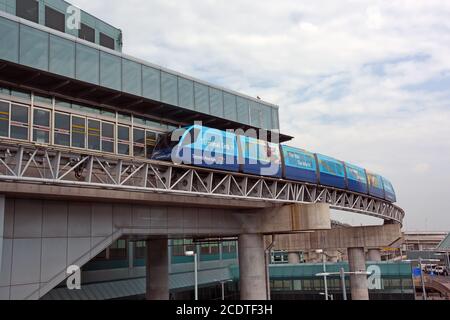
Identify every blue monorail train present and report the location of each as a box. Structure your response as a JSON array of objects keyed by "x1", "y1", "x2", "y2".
[{"x1": 152, "y1": 125, "x2": 397, "y2": 203}]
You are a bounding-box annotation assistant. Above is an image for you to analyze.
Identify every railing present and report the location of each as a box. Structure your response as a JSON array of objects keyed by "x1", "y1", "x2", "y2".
[{"x1": 0, "y1": 141, "x2": 405, "y2": 224}]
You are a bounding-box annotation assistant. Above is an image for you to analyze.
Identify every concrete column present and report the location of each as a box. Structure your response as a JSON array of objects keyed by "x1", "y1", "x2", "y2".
[
  {"x1": 367, "y1": 249, "x2": 382, "y2": 262},
  {"x1": 348, "y1": 247, "x2": 369, "y2": 300},
  {"x1": 146, "y1": 239, "x2": 169, "y2": 300},
  {"x1": 288, "y1": 252, "x2": 300, "y2": 264},
  {"x1": 238, "y1": 234, "x2": 267, "y2": 300}
]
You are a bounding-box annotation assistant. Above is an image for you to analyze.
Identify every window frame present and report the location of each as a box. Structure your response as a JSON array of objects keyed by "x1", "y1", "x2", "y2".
[
  {"x1": 10, "y1": 103, "x2": 30, "y2": 141},
  {"x1": 32, "y1": 106, "x2": 51, "y2": 144},
  {"x1": 70, "y1": 114, "x2": 87, "y2": 150}
]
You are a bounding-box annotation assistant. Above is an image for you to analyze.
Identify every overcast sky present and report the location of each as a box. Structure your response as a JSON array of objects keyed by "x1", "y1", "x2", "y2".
[{"x1": 71, "y1": 0, "x2": 450, "y2": 231}]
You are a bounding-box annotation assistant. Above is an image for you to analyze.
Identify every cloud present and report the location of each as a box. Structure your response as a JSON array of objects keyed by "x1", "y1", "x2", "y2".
[{"x1": 71, "y1": 0, "x2": 450, "y2": 230}]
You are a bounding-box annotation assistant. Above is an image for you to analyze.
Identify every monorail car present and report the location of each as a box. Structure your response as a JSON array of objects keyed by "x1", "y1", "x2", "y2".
[{"x1": 152, "y1": 125, "x2": 397, "y2": 203}]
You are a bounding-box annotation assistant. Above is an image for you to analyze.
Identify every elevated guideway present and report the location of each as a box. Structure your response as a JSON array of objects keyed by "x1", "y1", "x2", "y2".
[{"x1": 0, "y1": 141, "x2": 405, "y2": 224}]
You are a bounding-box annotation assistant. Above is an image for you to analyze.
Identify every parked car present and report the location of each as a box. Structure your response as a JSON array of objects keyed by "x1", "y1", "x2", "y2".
[{"x1": 435, "y1": 266, "x2": 449, "y2": 276}]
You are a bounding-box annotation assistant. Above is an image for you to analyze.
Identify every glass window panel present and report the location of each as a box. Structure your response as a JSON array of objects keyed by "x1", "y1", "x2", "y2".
[
  {"x1": 122, "y1": 59, "x2": 142, "y2": 95},
  {"x1": 178, "y1": 77, "x2": 194, "y2": 110},
  {"x1": 0, "y1": 101, "x2": 9, "y2": 137},
  {"x1": 54, "y1": 112, "x2": 70, "y2": 146},
  {"x1": 161, "y1": 72, "x2": 178, "y2": 106},
  {"x1": 249, "y1": 101, "x2": 262, "y2": 127},
  {"x1": 45, "y1": 6, "x2": 65, "y2": 33},
  {"x1": 223, "y1": 92, "x2": 237, "y2": 121},
  {"x1": 118, "y1": 125, "x2": 130, "y2": 155},
  {"x1": 146, "y1": 131, "x2": 157, "y2": 159},
  {"x1": 34, "y1": 94, "x2": 52, "y2": 106},
  {"x1": 260, "y1": 104, "x2": 272, "y2": 130},
  {"x1": 88, "y1": 119, "x2": 101, "y2": 151},
  {"x1": 71, "y1": 116, "x2": 86, "y2": 148},
  {"x1": 194, "y1": 82, "x2": 209, "y2": 113},
  {"x1": 293, "y1": 280, "x2": 302, "y2": 291},
  {"x1": 101, "y1": 109, "x2": 116, "y2": 119},
  {"x1": 134, "y1": 116, "x2": 146, "y2": 126},
  {"x1": 76, "y1": 44, "x2": 99, "y2": 85},
  {"x1": 100, "y1": 52, "x2": 121, "y2": 91},
  {"x1": 133, "y1": 128, "x2": 145, "y2": 158},
  {"x1": 10, "y1": 104, "x2": 29, "y2": 140},
  {"x1": 20, "y1": 25, "x2": 49, "y2": 71},
  {"x1": 100, "y1": 32, "x2": 115, "y2": 50},
  {"x1": 118, "y1": 113, "x2": 131, "y2": 122},
  {"x1": 209, "y1": 88, "x2": 224, "y2": 117},
  {"x1": 272, "y1": 107, "x2": 279, "y2": 130},
  {"x1": 55, "y1": 99, "x2": 71, "y2": 110},
  {"x1": 11, "y1": 89, "x2": 31, "y2": 101},
  {"x1": 33, "y1": 108, "x2": 50, "y2": 143},
  {"x1": 0, "y1": 17, "x2": 19, "y2": 63},
  {"x1": 101, "y1": 122, "x2": 114, "y2": 153},
  {"x1": 79, "y1": 23, "x2": 95, "y2": 43},
  {"x1": 236, "y1": 97, "x2": 250, "y2": 125},
  {"x1": 16, "y1": 0, "x2": 39, "y2": 23},
  {"x1": 49, "y1": 35, "x2": 75, "y2": 78},
  {"x1": 142, "y1": 66, "x2": 161, "y2": 101}
]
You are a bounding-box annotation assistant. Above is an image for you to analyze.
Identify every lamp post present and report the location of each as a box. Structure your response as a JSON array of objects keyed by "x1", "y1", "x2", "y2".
[
  {"x1": 185, "y1": 251, "x2": 198, "y2": 300},
  {"x1": 315, "y1": 249, "x2": 329, "y2": 300},
  {"x1": 218, "y1": 280, "x2": 233, "y2": 301},
  {"x1": 316, "y1": 269, "x2": 371, "y2": 301}
]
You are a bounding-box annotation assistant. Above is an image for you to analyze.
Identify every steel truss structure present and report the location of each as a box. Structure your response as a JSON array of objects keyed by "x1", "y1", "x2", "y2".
[{"x1": 0, "y1": 142, "x2": 405, "y2": 224}]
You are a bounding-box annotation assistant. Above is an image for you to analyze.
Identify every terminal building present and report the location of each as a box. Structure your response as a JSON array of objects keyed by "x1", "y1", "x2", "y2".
[{"x1": 0, "y1": 0, "x2": 409, "y2": 300}]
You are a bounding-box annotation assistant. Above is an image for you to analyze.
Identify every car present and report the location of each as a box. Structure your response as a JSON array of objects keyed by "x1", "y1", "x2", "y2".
[{"x1": 435, "y1": 266, "x2": 449, "y2": 276}]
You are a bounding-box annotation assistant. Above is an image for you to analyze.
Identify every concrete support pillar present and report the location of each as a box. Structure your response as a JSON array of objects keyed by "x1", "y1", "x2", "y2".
[
  {"x1": 367, "y1": 249, "x2": 382, "y2": 262},
  {"x1": 288, "y1": 252, "x2": 300, "y2": 264},
  {"x1": 146, "y1": 239, "x2": 169, "y2": 300},
  {"x1": 348, "y1": 247, "x2": 369, "y2": 300},
  {"x1": 238, "y1": 234, "x2": 267, "y2": 300}
]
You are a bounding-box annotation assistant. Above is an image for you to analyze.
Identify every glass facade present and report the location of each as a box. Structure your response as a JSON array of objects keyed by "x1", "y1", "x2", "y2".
[
  {"x1": 0, "y1": 88, "x2": 173, "y2": 158},
  {"x1": 0, "y1": 9, "x2": 280, "y2": 131},
  {"x1": 0, "y1": 0, "x2": 122, "y2": 52}
]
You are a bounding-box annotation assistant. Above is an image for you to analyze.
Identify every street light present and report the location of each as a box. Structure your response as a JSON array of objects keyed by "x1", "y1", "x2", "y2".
[
  {"x1": 316, "y1": 269, "x2": 371, "y2": 301},
  {"x1": 217, "y1": 279, "x2": 233, "y2": 301},
  {"x1": 185, "y1": 250, "x2": 198, "y2": 300},
  {"x1": 315, "y1": 249, "x2": 329, "y2": 301}
]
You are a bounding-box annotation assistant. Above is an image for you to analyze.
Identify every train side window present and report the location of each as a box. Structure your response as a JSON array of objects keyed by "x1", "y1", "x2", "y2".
[
  {"x1": 54, "y1": 112, "x2": 70, "y2": 146},
  {"x1": 146, "y1": 131, "x2": 158, "y2": 158},
  {"x1": 32, "y1": 108, "x2": 50, "y2": 144},
  {"x1": 71, "y1": 116, "x2": 86, "y2": 149},
  {"x1": 88, "y1": 119, "x2": 101, "y2": 151},
  {"x1": 118, "y1": 125, "x2": 130, "y2": 155},
  {"x1": 133, "y1": 128, "x2": 145, "y2": 158},
  {"x1": 0, "y1": 101, "x2": 10, "y2": 137},
  {"x1": 101, "y1": 122, "x2": 114, "y2": 153},
  {"x1": 10, "y1": 104, "x2": 29, "y2": 140}
]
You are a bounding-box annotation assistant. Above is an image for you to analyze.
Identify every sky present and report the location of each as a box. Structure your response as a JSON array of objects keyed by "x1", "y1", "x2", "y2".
[{"x1": 71, "y1": 0, "x2": 450, "y2": 231}]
